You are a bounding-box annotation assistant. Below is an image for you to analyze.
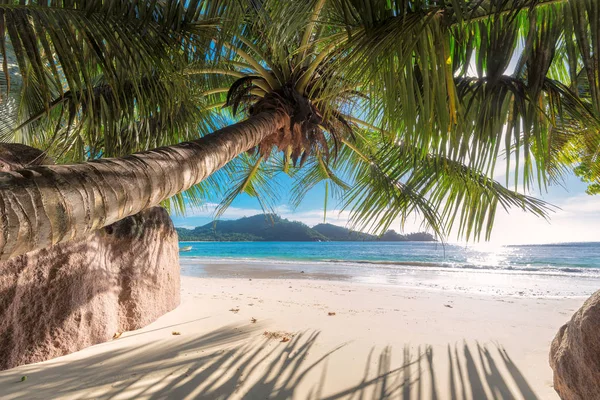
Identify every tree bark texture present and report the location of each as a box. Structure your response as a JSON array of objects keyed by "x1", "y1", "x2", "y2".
[
  {"x1": 0, "y1": 111, "x2": 286, "y2": 261},
  {"x1": 0, "y1": 145, "x2": 180, "y2": 370}
]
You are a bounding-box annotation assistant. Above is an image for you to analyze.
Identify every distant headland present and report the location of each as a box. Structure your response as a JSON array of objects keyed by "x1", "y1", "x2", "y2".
[{"x1": 176, "y1": 214, "x2": 436, "y2": 242}]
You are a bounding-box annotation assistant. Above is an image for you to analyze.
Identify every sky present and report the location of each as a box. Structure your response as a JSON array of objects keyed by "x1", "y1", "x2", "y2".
[
  {"x1": 166, "y1": 39, "x2": 600, "y2": 246},
  {"x1": 170, "y1": 43, "x2": 600, "y2": 246},
  {"x1": 170, "y1": 166, "x2": 600, "y2": 245}
]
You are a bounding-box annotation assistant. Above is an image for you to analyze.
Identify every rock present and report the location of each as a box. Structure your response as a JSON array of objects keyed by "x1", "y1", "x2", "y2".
[
  {"x1": 0, "y1": 206, "x2": 180, "y2": 371},
  {"x1": 550, "y1": 290, "x2": 600, "y2": 400},
  {"x1": 0, "y1": 144, "x2": 180, "y2": 370}
]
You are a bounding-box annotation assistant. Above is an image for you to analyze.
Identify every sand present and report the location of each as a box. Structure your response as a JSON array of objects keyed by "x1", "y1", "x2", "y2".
[{"x1": 0, "y1": 273, "x2": 587, "y2": 399}]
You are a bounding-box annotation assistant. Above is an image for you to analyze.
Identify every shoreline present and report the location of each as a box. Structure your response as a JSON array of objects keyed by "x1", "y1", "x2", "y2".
[
  {"x1": 178, "y1": 240, "x2": 439, "y2": 243},
  {"x1": 0, "y1": 271, "x2": 588, "y2": 399},
  {"x1": 181, "y1": 256, "x2": 600, "y2": 278},
  {"x1": 181, "y1": 258, "x2": 600, "y2": 299}
]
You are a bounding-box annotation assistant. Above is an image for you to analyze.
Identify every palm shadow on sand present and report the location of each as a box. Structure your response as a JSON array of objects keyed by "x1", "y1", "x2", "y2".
[{"x1": 0, "y1": 323, "x2": 541, "y2": 400}]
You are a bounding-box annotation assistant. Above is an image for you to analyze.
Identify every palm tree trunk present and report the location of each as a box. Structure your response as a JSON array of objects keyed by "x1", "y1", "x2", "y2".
[{"x1": 0, "y1": 111, "x2": 287, "y2": 262}]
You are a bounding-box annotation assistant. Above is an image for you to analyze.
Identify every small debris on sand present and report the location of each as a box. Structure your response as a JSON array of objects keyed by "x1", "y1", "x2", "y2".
[
  {"x1": 328, "y1": 312, "x2": 336, "y2": 316},
  {"x1": 444, "y1": 304, "x2": 453, "y2": 308},
  {"x1": 20, "y1": 376, "x2": 27, "y2": 382},
  {"x1": 172, "y1": 331, "x2": 181, "y2": 335},
  {"x1": 229, "y1": 308, "x2": 240, "y2": 313},
  {"x1": 112, "y1": 332, "x2": 123, "y2": 339},
  {"x1": 300, "y1": 271, "x2": 305, "y2": 273},
  {"x1": 251, "y1": 317, "x2": 257, "y2": 323},
  {"x1": 263, "y1": 331, "x2": 294, "y2": 341}
]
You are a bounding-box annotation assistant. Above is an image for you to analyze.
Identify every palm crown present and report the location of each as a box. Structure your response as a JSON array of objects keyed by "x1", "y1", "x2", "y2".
[{"x1": 0, "y1": 0, "x2": 599, "y2": 244}]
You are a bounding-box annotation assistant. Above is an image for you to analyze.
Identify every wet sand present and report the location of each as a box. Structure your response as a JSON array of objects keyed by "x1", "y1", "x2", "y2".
[{"x1": 183, "y1": 259, "x2": 600, "y2": 298}]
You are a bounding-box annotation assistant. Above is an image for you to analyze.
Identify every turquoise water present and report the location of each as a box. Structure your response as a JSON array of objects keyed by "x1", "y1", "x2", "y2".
[{"x1": 179, "y1": 241, "x2": 600, "y2": 276}]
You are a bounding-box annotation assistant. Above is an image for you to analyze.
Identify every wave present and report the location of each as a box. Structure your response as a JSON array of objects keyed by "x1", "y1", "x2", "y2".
[{"x1": 180, "y1": 255, "x2": 600, "y2": 278}]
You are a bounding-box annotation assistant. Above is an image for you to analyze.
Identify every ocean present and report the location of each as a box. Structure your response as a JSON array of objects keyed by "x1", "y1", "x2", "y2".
[
  {"x1": 179, "y1": 241, "x2": 600, "y2": 297},
  {"x1": 179, "y1": 241, "x2": 600, "y2": 275}
]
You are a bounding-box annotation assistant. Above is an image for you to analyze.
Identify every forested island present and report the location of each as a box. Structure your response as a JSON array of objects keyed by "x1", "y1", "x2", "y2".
[{"x1": 176, "y1": 214, "x2": 436, "y2": 242}]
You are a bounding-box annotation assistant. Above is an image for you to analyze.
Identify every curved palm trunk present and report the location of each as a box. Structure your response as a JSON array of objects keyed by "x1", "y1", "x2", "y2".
[{"x1": 0, "y1": 111, "x2": 286, "y2": 262}]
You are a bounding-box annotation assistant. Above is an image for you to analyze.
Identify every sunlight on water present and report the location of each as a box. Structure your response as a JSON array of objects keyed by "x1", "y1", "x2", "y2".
[
  {"x1": 179, "y1": 241, "x2": 600, "y2": 277},
  {"x1": 180, "y1": 241, "x2": 600, "y2": 298},
  {"x1": 467, "y1": 250, "x2": 505, "y2": 268},
  {"x1": 464, "y1": 243, "x2": 513, "y2": 269}
]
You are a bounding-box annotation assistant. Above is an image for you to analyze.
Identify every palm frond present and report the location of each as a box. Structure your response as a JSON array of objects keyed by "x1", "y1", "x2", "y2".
[
  {"x1": 214, "y1": 153, "x2": 281, "y2": 220},
  {"x1": 0, "y1": 0, "x2": 222, "y2": 156},
  {"x1": 336, "y1": 130, "x2": 551, "y2": 241},
  {"x1": 2, "y1": 0, "x2": 599, "y2": 244}
]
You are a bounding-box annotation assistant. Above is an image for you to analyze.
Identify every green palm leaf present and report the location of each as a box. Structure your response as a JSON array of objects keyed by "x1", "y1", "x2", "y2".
[{"x1": 1, "y1": 0, "x2": 599, "y2": 245}]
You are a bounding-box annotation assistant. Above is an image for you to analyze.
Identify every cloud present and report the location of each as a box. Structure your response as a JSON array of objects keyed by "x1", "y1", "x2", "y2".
[
  {"x1": 280, "y1": 208, "x2": 350, "y2": 226},
  {"x1": 183, "y1": 202, "x2": 263, "y2": 219},
  {"x1": 177, "y1": 202, "x2": 429, "y2": 236},
  {"x1": 555, "y1": 194, "x2": 600, "y2": 217},
  {"x1": 174, "y1": 191, "x2": 600, "y2": 245},
  {"x1": 183, "y1": 203, "x2": 354, "y2": 228},
  {"x1": 176, "y1": 225, "x2": 198, "y2": 229},
  {"x1": 484, "y1": 193, "x2": 600, "y2": 244}
]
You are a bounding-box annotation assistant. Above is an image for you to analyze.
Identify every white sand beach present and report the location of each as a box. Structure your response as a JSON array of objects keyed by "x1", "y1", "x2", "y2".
[
  {"x1": 0, "y1": 265, "x2": 590, "y2": 400},
  {"x1": 1, "y1": 1, "x2": 599, "y2": 398}
]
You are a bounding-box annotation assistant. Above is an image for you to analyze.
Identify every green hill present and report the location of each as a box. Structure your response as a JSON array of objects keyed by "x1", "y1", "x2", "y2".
[
  {"x1": 176, "y1": 214, "x2": 436, "y2": 242},
  {"x1": 176, "y1": 214, "x2": 327, "y2": 242},
  {"x1": 312, "y1": 223, "x2": 376, "y2": 241},
  {"x1": 379, "y1": 230, "x2": 407, "y2": 241}
]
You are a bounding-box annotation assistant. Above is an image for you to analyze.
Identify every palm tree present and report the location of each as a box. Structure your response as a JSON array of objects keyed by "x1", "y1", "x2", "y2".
[{"x1": 0, "y1": 0, "x2": 598, "y2": 261}]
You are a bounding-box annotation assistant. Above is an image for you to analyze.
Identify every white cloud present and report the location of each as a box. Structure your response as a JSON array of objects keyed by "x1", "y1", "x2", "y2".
[
  {"x1": 183, "y1": 202, "x2": 263, "y2": 219},
  {"x1": 184, "y1": 203, "x2": 354, "y2": 228},
  {"x1": 180, "y1": 202, "x2": 431, "y2": 235},
  {"x1": 175, "y1": 191, "x2": 600, "y2": 245},
  {"x1": 484, "y1": 194, "x2": 600, "y2": 244},
  {"x1": 556, "y1": 194, "x2": 600, "y2": 216}
]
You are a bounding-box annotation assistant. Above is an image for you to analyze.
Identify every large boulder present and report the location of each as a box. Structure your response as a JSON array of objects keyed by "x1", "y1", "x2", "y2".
[
  {"x1": 550, "y1": 291, "x2": 600, "y2": 400},
  {"x1": 0, "y1": 144, "x2": 180, "y2": 370},
  {"x1": 0, "y1": 207, "x2": 180, "y2": 371}
]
